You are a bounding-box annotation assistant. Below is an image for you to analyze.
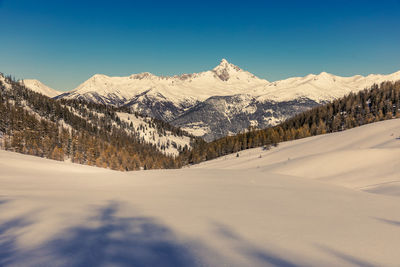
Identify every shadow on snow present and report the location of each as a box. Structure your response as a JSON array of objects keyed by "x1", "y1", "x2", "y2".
[{"x1": 0, "y1": 201, "x2": 202, "y2": 267}]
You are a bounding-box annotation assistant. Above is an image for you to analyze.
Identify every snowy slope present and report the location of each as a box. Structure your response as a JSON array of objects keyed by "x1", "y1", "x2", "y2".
[
  {"x1": 1, "y1": 119, "x2": 400, "y2": 266},
  {"x1": 20, "y1": 79, "x2": 61, "y2": 97},
  {"x1": 195, "y1": 118, "x2": 400, "y2": 195}
]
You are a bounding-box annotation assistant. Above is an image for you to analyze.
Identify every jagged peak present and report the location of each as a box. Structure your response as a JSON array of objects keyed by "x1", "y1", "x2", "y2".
[
  {"x1": 213, "y1": 58, "x2": 241, "y2": 71},
  {"x1": 219, "y1": 58, "x2": 229, "y2": 65},
  {"x1": 212, "y1": 59, "x2": 243, "y2": 81}
]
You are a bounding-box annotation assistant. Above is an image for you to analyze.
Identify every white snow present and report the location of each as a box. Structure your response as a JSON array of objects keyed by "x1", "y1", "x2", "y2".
[
  {"x1": 58, "y1": 60, "x2": 400, "y2": 107},
  {"x1": 20, "y1": 79, "x2": 61, "y2": 98},
  {"x1": 1, "y1": 119, "x2": 400, "y2": 266},
  {"x1": 195, "y1": 118, "x2": 400, "y2": 193}
]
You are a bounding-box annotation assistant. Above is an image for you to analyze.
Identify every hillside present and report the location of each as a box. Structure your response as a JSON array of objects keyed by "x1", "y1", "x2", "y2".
[
  {"x1": 0, "y1": 119, "x2": 399, "y2": 266},
  {"x1": 0, "y1": 73, "x2": 194, "y2": 170}
]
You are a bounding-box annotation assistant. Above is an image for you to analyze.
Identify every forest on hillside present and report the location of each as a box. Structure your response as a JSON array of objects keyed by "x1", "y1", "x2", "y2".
[
  {"x1": 182, "y1": 81, "x2": 400, "y2": 164},
  {"x1": 0, "y1": 75, "x2": 194, "y2": 170}
]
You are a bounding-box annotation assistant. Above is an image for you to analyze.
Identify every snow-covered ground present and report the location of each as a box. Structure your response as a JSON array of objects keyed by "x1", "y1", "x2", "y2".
[
  {"x1": 1, "y1": 119, "x2": 400, "y2": 266},
  {"x1": 195, "y1": 119, "x2": 400, "y2": 195}
]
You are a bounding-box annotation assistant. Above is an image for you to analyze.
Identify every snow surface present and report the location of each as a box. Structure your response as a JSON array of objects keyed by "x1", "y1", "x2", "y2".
[
  {"x1": 20, "y1": 79, "x2": 61, "y2": 98},
  {"x1": 195, "y1": 119, "x2": 400, "y2": 194},
  {"x1": 1, "y1": 119, "x2": 400, "y2": 266}
]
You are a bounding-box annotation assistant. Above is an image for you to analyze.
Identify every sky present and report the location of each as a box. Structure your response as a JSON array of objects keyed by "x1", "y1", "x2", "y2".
[{"x1": 0, "y1": 0, "x2": 400, "y2": 91}]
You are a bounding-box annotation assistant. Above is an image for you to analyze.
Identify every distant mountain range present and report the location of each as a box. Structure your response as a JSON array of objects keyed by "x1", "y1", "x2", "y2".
[{"x1": 21, "y1": 59, "x2": 400, "y2": 141}]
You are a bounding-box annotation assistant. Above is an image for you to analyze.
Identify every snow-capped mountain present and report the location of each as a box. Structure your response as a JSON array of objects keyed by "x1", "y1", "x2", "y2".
[
  {"x1": 56, "y1": 59, "x2": 269, "y2": 122},
  {"x1": 59, "y1": 59, "x2": 268, "y2": 105},
  {"x1": 20, "y1": 79, "x2": 61, "y2": 97},
  {"x1": 34, "y1": 60, "x2": 400, "y2": 140}
]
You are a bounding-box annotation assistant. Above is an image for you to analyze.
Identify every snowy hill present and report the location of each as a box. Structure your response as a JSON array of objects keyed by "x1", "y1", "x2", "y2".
[
  {"x1": 194, "y1": 118, "x2": 400, "y2": 195},
  {"x1": 54, "y1": 60, "x2": 400, "y2": 140},
  {"x1": 20, "y1": 79, "x2": 61, "y2": 97},
  {"x1": 1, "y1": 119, "x2": 400, "y2": 266}
]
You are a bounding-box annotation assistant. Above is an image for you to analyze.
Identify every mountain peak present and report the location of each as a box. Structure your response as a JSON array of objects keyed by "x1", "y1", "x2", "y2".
[
  {"x1": 20, "y1": 79, "x2": 61, "y2": 97},
  {"x1": 215, "y1": 58, "x2": 239, "y2": 69},
  {"x1": 213, "y1": 59, "x2": 242, "y2": 81},
  {"x1": 220, "y1": 58, "x2": 229, "y2": 65}
]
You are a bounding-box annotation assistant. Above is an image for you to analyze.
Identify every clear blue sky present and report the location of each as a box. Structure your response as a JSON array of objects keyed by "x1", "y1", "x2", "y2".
[{"x1": 0, "y1": 0, "x2": 399, "y2": 91}]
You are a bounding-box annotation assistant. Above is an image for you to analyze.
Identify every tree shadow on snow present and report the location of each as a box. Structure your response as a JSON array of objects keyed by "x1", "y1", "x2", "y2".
[
  {"x1": 374, "y1": 217, "x2": 400, "y2": 227},
  {"x1": 213, "y1": 222, "x2": 300, "y2": 267},
  {"x1": 315, "y1": 244, "x2": 375, "y2": 267},
  {"x1": 38, "y1": 202, "x2": 202, "y2": 267},
  {"x1": 0, "y1": 199, "x2": 33, "y2": 266},
  {"x1": 0, "y1": 201, "x2": 204, "y2": 267},
  {"x1": 0, "y1": 216, "x2": 32, "y2": 266}
]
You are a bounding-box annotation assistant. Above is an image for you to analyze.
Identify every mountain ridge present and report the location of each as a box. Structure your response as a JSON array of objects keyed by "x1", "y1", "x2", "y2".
[
  {"x1": 17, "y1": 62, "x2": 400, "y2": 140},
  {"x1": 24, "y1": 60, "x2": 400, "y2": 101}
]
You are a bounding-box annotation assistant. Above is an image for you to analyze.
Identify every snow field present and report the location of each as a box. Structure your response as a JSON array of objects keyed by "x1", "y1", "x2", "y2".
[{"x1": 1, "y1": 119, "x2": 400, "y2": 266}]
